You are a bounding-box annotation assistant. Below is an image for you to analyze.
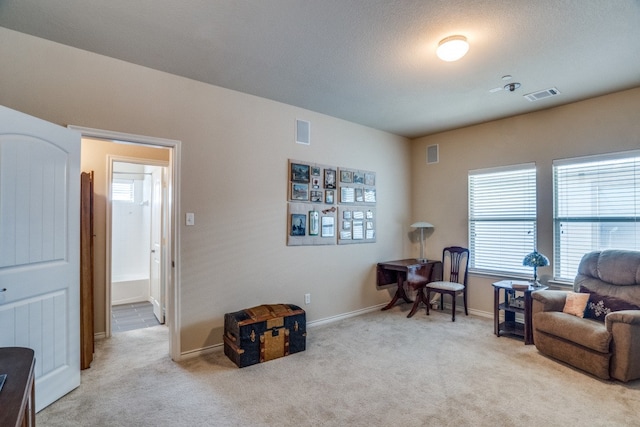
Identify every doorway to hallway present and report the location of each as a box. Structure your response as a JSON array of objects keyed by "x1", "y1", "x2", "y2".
[{"x1": 74, "y1": 126, "x2": 182, "y2": 361}]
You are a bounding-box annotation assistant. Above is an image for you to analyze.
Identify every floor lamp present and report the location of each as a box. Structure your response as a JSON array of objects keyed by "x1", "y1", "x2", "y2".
[{"x1": 411, "y1": 222, "x2": 434, "y2": 262}]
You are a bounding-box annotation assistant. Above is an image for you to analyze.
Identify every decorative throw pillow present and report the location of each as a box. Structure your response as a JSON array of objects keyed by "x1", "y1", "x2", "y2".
[
  {"x1": 562, "y1": 292, "x2": 590, "y2": 318},
  {"x1": 579, "y1": 286, "x2": 640, "y2": 321}
]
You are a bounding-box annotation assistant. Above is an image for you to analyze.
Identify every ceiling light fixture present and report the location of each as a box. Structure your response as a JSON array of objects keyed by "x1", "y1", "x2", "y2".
[{"x1": 436, "y1": 35, "x2": 469, "y2": 62}]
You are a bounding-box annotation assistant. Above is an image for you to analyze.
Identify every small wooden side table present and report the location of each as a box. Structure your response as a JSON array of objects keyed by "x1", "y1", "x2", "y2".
[
  {"x1": 0, "y1": 347, "x2": 36, "y2": 427},
  {"x1": 493, "y1": 280, "x2": 548, "y2": 345}
]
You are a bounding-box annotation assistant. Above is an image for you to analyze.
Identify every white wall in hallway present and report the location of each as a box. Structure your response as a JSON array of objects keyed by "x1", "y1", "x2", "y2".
[{"x1": 111, "y1": 163, "x2": 151, "y2": 305}]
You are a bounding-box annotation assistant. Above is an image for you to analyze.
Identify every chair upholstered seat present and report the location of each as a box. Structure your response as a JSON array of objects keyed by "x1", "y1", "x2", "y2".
[{"x1": 426, "y1": 281, "x2": 464, "y2": 292}]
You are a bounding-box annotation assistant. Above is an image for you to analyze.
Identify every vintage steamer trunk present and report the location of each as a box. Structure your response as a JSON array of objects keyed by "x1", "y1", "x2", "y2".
[{"x1": 223, "y1": 304, "x2": 306, "y2": 368}]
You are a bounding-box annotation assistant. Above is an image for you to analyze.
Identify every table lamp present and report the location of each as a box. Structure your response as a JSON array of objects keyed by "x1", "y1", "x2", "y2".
[
  {"x1": 522, "y1": 250, "x2": 549, "y2": 285},
  {"x1": 411, "y1": 222, "x2": 434, "y2": 262}
]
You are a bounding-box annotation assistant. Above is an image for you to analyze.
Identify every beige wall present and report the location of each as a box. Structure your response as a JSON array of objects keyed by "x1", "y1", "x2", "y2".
[
  {"x1": 4, "y1": 26, "x2": 638, "y2": 352},
  {"x1": 411, "y1": 87, "x2": 640, "y2": 315},
  {"x1": 80, "y1": 138, "x2": 170, "y2": 334},
  {"x1": 0, "y1": 28, "x2": 411, "y2": 354}
]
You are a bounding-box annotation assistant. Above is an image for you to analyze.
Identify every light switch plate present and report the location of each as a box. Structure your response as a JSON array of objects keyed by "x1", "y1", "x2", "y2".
[{"x1": 186, "y1": 212, "x2": 195, "y2": 226}]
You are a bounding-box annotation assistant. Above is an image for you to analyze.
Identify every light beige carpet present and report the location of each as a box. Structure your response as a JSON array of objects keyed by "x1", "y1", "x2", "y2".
[{"x1": 38, "y1": 307, "x2": 640, "y2": 426}]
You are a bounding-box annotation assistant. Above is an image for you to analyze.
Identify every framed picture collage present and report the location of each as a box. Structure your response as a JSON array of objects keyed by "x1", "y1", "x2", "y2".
[{"x1": 287, "y1": 159, "x2": 376, "y2": 246}]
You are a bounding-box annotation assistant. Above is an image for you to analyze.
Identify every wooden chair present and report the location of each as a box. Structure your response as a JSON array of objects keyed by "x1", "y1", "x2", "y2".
[{"x1": 426, "y1": 246, "x2": 469, "y2": 321}]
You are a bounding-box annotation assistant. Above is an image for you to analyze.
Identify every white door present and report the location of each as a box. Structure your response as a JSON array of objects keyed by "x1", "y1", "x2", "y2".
[
  {"x1": 149, "y1": 167, "x2": 165, "y2": 323},
  {"x1": 0, "y1": 105, "x2": 81, "y2": 412}
]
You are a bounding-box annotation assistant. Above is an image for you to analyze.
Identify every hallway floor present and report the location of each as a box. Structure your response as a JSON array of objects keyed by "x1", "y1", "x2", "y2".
[{"x1": 111, "y1": 301, "x2": 161, "y2": 333}]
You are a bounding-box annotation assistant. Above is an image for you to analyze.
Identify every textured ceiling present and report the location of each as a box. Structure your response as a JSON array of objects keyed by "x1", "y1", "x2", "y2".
[{"x1": 1, "y1": 0, "x2": 639, "y2": 138}]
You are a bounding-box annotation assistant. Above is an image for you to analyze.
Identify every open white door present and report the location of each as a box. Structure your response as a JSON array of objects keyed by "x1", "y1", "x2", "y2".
[
  {"x1": 0, "y1": 105, "x2": 81, "y2": 411},
  {"x1": 149, "y1": 166, "x2": 165, "y2": 323}
]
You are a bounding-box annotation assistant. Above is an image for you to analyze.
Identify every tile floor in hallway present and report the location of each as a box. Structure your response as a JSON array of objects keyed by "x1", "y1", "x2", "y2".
[{"x1": 111, "y1": 301, "x2": 161, "y2": 333}]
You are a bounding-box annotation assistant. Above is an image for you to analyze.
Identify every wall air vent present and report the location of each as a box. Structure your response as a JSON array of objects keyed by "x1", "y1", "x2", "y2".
[
  {"x1": 426, "y1": 144, "x2": 439, "y2": 164},
  {"x1": 524, "y1": 87, "x2": 561, "y2": 102}
]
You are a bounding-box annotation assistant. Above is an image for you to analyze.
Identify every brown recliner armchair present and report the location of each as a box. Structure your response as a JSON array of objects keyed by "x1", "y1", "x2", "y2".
[{"x1": 531, "y1": 250, "x2": 640, "y2": 381}]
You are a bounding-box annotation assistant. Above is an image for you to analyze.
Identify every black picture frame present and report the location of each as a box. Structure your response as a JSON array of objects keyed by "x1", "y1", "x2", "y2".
[
  {"x1": 290, "y1": 214, "x2": 306, "y2": 236},
  {"x1": 291, "y1": 163, "x2": 310, "y2": 183},
  {"x1": 324, "y1": 169, "x2": 336, "y2": 189}
]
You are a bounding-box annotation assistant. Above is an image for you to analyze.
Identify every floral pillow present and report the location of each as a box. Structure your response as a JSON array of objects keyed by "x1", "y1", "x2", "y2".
[{"x1": 579, "y1": 286, "x2": 640, "y2": 321}]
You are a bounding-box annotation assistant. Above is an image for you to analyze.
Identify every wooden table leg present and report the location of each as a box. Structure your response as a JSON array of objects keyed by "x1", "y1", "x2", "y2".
[
  {"x1": 406, "y1": 286, "x2": 427, "y2": 318},
  {"x1": 381, "y1": 276, "x2": 413, "y2": 311},
  {"x1": 494, "y1": 286, "x2": 500, "y2": 336},
  {"x1": 524, "y1": 290, "x2": 533, "y2": 345}
]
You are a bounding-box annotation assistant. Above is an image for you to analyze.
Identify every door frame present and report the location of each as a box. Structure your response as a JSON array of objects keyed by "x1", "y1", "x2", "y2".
[
  {"x1": 107, "y1": 157, "x2": 168, "y2": 327},
  {"x1": 69, "y1": 126, "x2": 181, "y2": 361}
]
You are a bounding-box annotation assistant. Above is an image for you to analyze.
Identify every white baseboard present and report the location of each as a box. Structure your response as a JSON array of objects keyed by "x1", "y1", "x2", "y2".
[
  {"x1": 468, "y1": 308, "x2": 493, "y2": 319},
  {"x1": 177, "y1": 303, "x2": 388, "y2": 361},
  {"x1": 179, "y1": 343, "x2": 222, "y2": 361},
  {"x1": 307, "y1": 303, "x2": 387, "y2": 328}
]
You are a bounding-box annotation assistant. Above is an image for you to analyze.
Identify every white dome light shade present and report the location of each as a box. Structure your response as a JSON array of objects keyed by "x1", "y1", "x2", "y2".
[{"x1": 436, "y1": 35, "x2": 469, "y2": 62}]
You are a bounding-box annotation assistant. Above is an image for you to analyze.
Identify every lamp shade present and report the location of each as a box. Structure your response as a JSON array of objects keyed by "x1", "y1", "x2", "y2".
[
  {"x1": 522, "y1": 251, "x2": 549, "y2": 267},
  {"x1": 410, "y1": 222, "x2": 434, "y2": 228}
]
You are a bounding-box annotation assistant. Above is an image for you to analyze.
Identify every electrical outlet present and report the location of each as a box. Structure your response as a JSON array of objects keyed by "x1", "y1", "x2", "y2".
[{"x1": 304, "y1": 293, "x2": 311, "y2": 305}]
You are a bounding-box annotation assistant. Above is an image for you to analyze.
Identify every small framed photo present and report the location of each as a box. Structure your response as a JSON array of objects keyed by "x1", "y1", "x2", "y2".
[
  {"x1": 325, "y1": 190, "x2": 334, "y2": 204},
  {"x1": 343, "y1": 210, "x2": 351, "y2": 220},
  {"x1": 353, "y1": 171, "x2": 365, "y2": 184},
  {"x1": 290, "y1": 214, "x2": 306, "y2": 236},
  {"x1": 355, "y1": 188, "x2": 364, "y2": 202},
  {"x1": 291, "y1": 163, "x2": 310, "y2": 183},
  {"x1": 341, "y1": 187, "x2": 355, "y2": 203},
  {"x1": 343, "y1": 221, "x2": 351, "y2": 230},
  {"x1": 291, "y1": 183, "x2": 309, "y2": 200},
  {"x1": 324, "y1": 169, "x2": 336, "y2": 189},
  {"x1": 364, "y1": 188, "x2": 376, "y2": 203},
  {"x1": 311, "y1": 166, "x2": 321, "y2": 176},
  {"x1": 311, "y1": 176, "x2": 321, "y2": 189},
  {"x1": 366, "y1": 210, "x2": 373, "y2": 219},
  {"x1": 340, "y1": 170, "x2": 353, "y2": 183},
  {"x1": 364, "y1": 172, "x2": 375, "y2": 186},
  {"x1": 310, "y1": 190, "x2": 323, "y2": 203},
  {"x1": 321, "y1": 216, "x2": 335, "y2": 237}
]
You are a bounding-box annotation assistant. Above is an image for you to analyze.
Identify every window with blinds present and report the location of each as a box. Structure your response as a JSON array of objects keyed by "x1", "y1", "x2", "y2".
[
  {"x1": 112, "y1": 179, "x2": 135, "y2": 202},
  {"x1": 553, "y1": 150, "x2": 640, "y2": 281},
  {"x1": 468, "y1": 164, "x2": 537, "y2": 275}
]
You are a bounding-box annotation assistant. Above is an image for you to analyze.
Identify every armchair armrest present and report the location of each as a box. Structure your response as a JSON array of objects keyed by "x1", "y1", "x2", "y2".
[
  {"x1": 531, "y1": 290, "x2": 568, "y2": 315},
  {"x1": 605, "y1": 310, "x2": 640, "y2": 382},
  {"x1": 606, "y1": 310, "x2": 640, "y2": 330}
]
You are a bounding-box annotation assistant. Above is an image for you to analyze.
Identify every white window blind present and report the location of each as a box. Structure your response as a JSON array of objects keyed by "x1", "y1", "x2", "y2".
[
  {"x1": 469, "y1": 164, "x2": 537, "y2": 275},
  {"x1": 553, "y1": 150, "x2": 640, "y2": 281},
  {"x1": 112, "y1": 179, "x2": 134, "y2": 202}
]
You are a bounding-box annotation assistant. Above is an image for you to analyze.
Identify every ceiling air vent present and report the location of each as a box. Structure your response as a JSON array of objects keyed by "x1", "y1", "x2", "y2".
[{"x1": 524, "y1": 87, "x2": 561, "y2": 102}]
